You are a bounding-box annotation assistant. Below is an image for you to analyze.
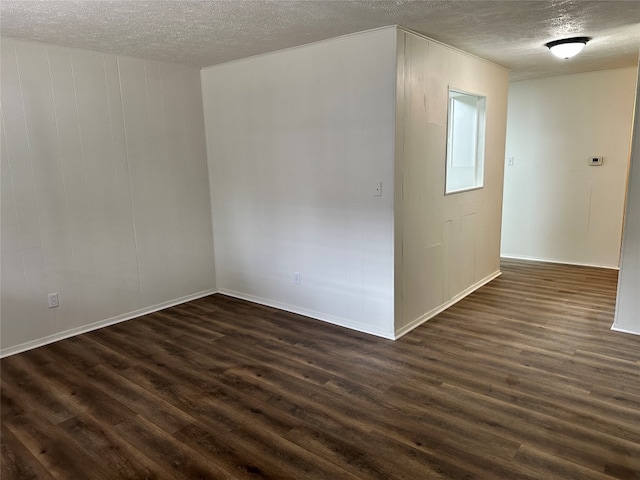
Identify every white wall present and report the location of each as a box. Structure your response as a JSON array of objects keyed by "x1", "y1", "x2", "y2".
[
  {"x1": 613, "y1": 63, "x2": 640, "y2": 335},
  {"x1": 201, "y1": 28, "x2": 397, "y2": 338},
  {"x1": 502, "y1": 68, "x2": 637, "y2": 268},
  {"x1": 394, "y1": 30, "x2": 509, "y2": 335},
  {"x1": 1, "y1": 38, "x2": 216, "y2": 356}
]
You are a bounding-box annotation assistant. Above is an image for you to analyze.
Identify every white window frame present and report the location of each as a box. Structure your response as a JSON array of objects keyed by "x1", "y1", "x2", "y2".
[{"x1": 445, "y1": 88, "x2": 487, "y2": 195}]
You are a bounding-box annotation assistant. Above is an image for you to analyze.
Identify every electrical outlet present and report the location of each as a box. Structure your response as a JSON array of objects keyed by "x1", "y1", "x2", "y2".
[
  {"x1": 48, "y1": 293, "x2": 59, "y2": 308},
  {"x1": 293, "y1": 272, "x2": 301, "y2": 284}
]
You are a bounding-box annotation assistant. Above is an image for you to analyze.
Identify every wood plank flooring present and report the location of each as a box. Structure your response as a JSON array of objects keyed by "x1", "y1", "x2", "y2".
[{"x1": 2, "y1": 259, "x2": 639, "y2": 479}]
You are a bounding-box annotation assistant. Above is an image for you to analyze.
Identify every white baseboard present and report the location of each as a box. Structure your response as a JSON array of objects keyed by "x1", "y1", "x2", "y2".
[
  {"x1": 218, "y1": 289, "x2": 396, "y2": 340},
  {"x1": 393, "y1": 270, "x2": 502, "y2": 340},
  {"x1": 610, "y1": 324, "x2": 640, "y2": 336},
  {"x1": 500, "y1": 254, "x2": 619, "y2": 270},
  {"x1": 0, "y1": 289, "x2": 217, "y2": 358}
]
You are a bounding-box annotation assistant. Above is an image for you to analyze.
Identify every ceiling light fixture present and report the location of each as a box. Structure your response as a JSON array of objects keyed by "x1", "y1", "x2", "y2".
[{"x1": 545, "y1": 36, "x2": 591, "y2": 59}]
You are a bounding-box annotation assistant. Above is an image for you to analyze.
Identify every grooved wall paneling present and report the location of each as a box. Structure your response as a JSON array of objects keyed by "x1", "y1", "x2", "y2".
[
  {"x1": 394, "y1": 30, "x2": 509, "y2": 333},
  {"x1": 0, "y1": 38, "x2": 215, "y2": 355}
]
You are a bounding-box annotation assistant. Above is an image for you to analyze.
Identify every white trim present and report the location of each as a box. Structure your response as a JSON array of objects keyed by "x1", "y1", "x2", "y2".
[
  {"x1": 393, "y1": 270, "x2": 502, "y2": 339},
  {"x1": 500, "y1": 254, "x2": 619, "y2": 270},
  {"x1": 611, "y1": 325, "x2": 640, "y2": 336},
  {"x1": 0, "y1": 289, "x2": 217, "y2": 358},
  {"x1": 218, "y1": 289, "x2": 396, "y2": 340}
]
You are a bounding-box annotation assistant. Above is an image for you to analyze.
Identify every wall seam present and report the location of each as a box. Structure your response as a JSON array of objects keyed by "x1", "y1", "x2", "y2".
[
  {"x1": 0, "y1": 107, "x2": 30, "y2": 313},
  {"x1": 14, "y1": 41, "x2": 50, "y2": 312},
  {"x1": 158, "y1": 63, "x2": 182, "y2": 295},
  {"x1": 103, "y1": 54, "x2": 133, "y2": 307},
  {"x1": 116, "y1": 56, "x2": 144, "y2": 306},
  {"x1": 70, "y1": 48, "x2": 103, "y2": 316},
  {"x1": 47, "y1": 46, "x2": 82, "y2": 315}
]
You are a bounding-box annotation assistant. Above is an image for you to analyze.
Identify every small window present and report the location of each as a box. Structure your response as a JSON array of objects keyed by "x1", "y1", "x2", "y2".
[{"x1": 445, "y1": 89, "x2": 486, "y2": 194}]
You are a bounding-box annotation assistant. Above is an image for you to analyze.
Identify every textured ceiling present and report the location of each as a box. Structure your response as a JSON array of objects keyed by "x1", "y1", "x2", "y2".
[{"x1": 1, "y1": 0, "x2": 639, "y2": 81}]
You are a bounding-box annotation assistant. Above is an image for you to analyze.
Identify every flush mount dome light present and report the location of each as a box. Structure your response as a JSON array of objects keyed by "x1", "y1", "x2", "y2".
[{"x1": 545, "y1": 36, "x2": 591, "y2": 59}]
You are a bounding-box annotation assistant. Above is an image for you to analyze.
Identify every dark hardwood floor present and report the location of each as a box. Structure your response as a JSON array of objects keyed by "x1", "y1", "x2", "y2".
[{"x1": 2, "y1": 260, "x2": 639, "y2": 479}]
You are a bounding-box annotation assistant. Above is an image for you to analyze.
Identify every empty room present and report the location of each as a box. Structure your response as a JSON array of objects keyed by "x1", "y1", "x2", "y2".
[{"x1": 1, "y1": 1, "x2": 639, "y2": 479}]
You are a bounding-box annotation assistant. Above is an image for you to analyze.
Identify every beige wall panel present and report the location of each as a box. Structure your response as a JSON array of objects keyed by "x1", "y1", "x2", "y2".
[
  {"x1": 48, "y1": 45, "x2": 105, "y2": 325},
  {"x1": 1, "y1": 39, "x2": 215, "y2": 355},
  {"x1": 184, "y1": 69, "x2": 216, "y2": 292},
  {"x1": 118, "y1": 56, "x2": 172, "y2": 306},
  {"x1": 73, "y1": 49, "x2": 132, "y2": 320},
  {"x1": 395, "y1": 30, "x2": 508, "y2": 334},
  {"x1": 158, "y1": 64, "x2": 193, "y2": 297},
  {"x1": 102, "y1": 54, "x2": 142, "y2": 309},
  {"x1": 2, "y1": 40, "x2": 55, "y2": 342},
  {"x1": 1, "y1": 112, "x2": 31, "y2": 341},
  {"x1": 144, "y1": 60, "x2": 183, "y2": 298}
]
